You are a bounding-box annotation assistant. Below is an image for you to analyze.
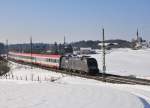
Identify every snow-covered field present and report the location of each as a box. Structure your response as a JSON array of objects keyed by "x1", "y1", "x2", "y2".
[
  {"x1": 1, "y1": 78, "x2": 150, "y2": 108},
  {"x1": 9, "y1": 62, "x2": 64, "y2": 81},
  {"x1": 0, "y1": 61, "x2": 150, "y2": 108},
  {"x1": 0, "y1": 48, "x2": 150, "y2": 108},
  {"x1": 91, "y1": 48, "x2": 150, "y2": 78}
]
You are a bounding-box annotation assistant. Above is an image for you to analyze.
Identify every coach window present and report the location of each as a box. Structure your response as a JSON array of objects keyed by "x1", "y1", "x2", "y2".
[
  {"x1": 46, "y1": 59, "x2": 49, "y2": 62},
  {"x1": 50, "y1": 59, "x2": 52, "y2": 62},
  {"x1": 52, "y1": 59, "x2": 54, "y2": 63},
  {"x1": 56, "y1": 59, "x2": 59, "y2": 63},
  {"x1": 53, "y1": 59, "x2": 56, "y2": 63}
]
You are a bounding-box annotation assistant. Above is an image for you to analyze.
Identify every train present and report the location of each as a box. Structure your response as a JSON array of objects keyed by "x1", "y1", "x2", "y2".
[{"x1": 8, "y1": 52, "x2": 99, "y2": 75}]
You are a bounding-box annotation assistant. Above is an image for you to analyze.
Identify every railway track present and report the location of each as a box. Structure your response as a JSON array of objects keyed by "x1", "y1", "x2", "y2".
[{"x1": 7, "y1": 58, "x2": 150, "y2": 86}]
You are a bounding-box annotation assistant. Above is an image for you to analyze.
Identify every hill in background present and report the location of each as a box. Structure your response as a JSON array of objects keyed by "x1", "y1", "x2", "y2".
[{"x1": 1, "y1": 39, "x2": 132, "y2": 54}]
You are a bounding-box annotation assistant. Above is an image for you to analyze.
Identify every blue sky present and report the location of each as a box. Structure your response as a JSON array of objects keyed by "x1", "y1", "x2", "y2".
[{"x1": 0, "y1": 0, "x2": 149, "y2": 44}]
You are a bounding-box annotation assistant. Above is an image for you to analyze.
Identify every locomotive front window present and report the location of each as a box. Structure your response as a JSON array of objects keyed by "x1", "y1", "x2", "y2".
[{"x1": 87, "y1": 58, "x2": 98, "y2": 67}]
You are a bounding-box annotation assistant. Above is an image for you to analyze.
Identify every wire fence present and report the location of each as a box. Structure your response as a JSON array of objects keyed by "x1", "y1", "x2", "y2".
[{"x1": 0, "y1": 72, "x2": 62, "y2": 82}]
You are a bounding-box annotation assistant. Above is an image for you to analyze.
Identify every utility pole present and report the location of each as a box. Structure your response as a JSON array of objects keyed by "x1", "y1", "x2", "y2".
[
  {"x1": 6, "y1": 39, "x2": 8, "y2": 60},
  {"x1": 137, "y1": 28, "x2": 139, "y2": 40},
  {"x1": 63, "y1": 36, "x2": 66, "y2": 55},
  {"x1": 64, "y1": 36, "x2": 66, "y2": 46},
  {"x1": 102, "y1": 28, "x2": 106, "y2": 82},
  {"x1": 30, "y1": 37, "x2": 33, "y2": 69}
]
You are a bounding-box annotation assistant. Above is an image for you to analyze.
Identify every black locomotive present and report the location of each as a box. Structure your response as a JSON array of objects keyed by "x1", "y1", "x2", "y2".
[{"x1": 60, "y1": 56, "x2": 99, "y2": 74}]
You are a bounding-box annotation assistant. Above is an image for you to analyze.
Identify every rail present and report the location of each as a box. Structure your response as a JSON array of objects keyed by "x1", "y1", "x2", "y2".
[{"x1": 6, "y1": 58, "x2": 150, "y2": 86}]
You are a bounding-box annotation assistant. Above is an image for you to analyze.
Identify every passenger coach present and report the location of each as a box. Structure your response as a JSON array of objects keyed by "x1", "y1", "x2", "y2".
[{"x1": 8, "y1": 52, "x2": 61, "y2": 69}]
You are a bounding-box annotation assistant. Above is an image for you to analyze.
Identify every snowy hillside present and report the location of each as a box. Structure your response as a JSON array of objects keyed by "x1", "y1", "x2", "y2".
[
  {"x1": 0, "y1": 62, "x2": 150, "y2": 108},
  {"x1": 91, "y1": 48, "x2": 150, "y2": 77}
]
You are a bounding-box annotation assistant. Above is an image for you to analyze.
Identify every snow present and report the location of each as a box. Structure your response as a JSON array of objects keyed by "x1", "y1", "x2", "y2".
[
  {"x1": 0, "y1": 49, "x2": 150, "y2": 108},
  {"x1": 0, "y1": 79, "x2": 145, "y2": 108},
  {"x1": 91, "y1": 48, "x2": 150, "y2": 77},
  {"x1": 8, "y1": 62, "x2": 64, "y2": 81}
]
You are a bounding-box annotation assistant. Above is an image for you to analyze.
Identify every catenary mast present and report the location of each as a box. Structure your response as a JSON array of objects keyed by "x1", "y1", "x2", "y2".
[
  {"x1": 102, "y1": 28, "x2": 106, "y2": 81},
  {"x1": 30, "y1": 36, "x2": 33, "y2": 69}
]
